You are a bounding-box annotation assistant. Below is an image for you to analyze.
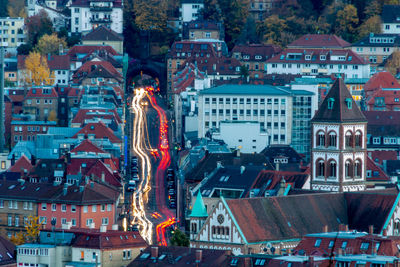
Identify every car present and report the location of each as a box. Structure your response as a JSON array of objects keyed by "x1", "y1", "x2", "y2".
[
  {"x1": 131, "y1": 224, "x2": 139, "y2": 231},
  {"x1": 131, "y1": 167, "x2": 138, "y2": 174},
  {"x1": 131, "y1": 156, "x2": 138, "y2": 165},
  {"x1": 167, "y1": 168, "x2": 174, "y2": 175},
  {"x1": 133, "y1": 173, "x2": 139, "y2": 181},
  {"x1": 169, "y1": 202, "x2": 176, "y2": 209},
  {"x1": 167, "y1": 184, "x2": 174, "y2": 189},
  {"x1": 127, "y1": 180, "x2": 136, "y2": 192}
]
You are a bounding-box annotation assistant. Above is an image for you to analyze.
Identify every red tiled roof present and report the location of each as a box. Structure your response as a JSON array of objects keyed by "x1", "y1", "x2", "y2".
[
  {"x1": 173, "y1": 63, "x2": 205, "y2": 94},
  {"x1": 72, "y1": 61, "x2": 122, "y2": 82},
  {"x1": 47, "y1": 55, "x2": 70, "y2": 70},
  {"x1": 367, "y1": 88, "x2": 400, "y2": 106},
  {"x1": 67, "y1": 45, "x2": 119, "y2": 58},
  {"x1": 85, "y1": 160, "x2": 121, "y2": 187},
  {"x1": 70, "y1": 139, "x2": 106, "y2": 154},
  {"x1": 369, "y1": 150, "x2": 398, "y2": 165},
  {"x1": 267, "y1": 48, "x2": 367, "y2": 65},
  {"x1": 82, "y1": 26, "x2": 123, "y2": 41},
  {"x1": 183, "y1": 56, "x2": 241, "y2": 75},
  {"x1": 288, "y1": 34, "x2": 351, "y2": 49},
  {"x1": 364, "y1": 72, "x2": 400, "y2": 94},
  {"x1": 72, "y1": 230, "x2": 146, "y2": 249},
  {"x1": 26, "y1": 87, "x2": 58, "y2": 98},
  {"x1": 7, "y1": 155, "x2": 33, "y2": 175},
  {"x1": 67, "y1": 158, "x2": 99, "y2": 176},
  {"x1": 72, "y1": 122, "x2": 121, "y2": 143},
  {"x1": 67, "y1": 87, "x2": 84, "y2": 97},
  {"x1": 17, "y1": 55, "x2": 27, "y2": 69},
  {"x1": 366, "y1": 156, "x2": 390, "y2": 181},
  {"x1": 232, "y1": 43, "x2": 282, "y2": 61},
  {"x1": 168, "y1": 41, "x2": 219, "y2": 59},
  {"x1": 363, "y1": 111, "x2": 400, "y2": 125}
]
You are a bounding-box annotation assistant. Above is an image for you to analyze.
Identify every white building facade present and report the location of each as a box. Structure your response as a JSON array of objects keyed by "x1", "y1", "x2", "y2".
[
  {"x1": 181, "y1": 0, "x2": 204, "y2": 22},
  {"x1": 266, "y1": 49, "x2": 370, "y2": 79},
  {"x1": 70, "y1": 0, "x2": 123, "y2": 34},
  {"x1": 198, "y1": 84, "x2": 293, "y2": 146}
]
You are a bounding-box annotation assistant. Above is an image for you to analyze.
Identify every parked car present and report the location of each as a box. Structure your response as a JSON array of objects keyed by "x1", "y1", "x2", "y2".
[{"x1": 127, "y1": 180, "x2": 136, "y2": 192}]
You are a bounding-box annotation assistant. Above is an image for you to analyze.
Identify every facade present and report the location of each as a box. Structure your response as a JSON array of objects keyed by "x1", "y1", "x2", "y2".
[
  {"x1": 351, "y1": 33, "x2": 400, "y2": 73},
  {"x1": 70, "y1": 0, "x2": 123, "y2": 34},
  {"x1": 23, "y1": 87, "x2": 59, "y2": 121},
  {"x1": 180, "y1": 0, "x2": 204, "y2": 22},
  {"x1": 266, "y1": 48, "x2": 370, "y2": 79},
  {"x1": 364, "y1": 111, "x2": 400, "y2": 151},
  {"x1": 182, "y1": 20, "x2": 224, "y2": 41},
  {"x1": 311, "y1": 79, "x2": 368, "y2": 192},
  {"x1": 82, "y1": 26, "x2": 124, "y2": 54},
  {"x1": 381, "y1": 5, "x2": 400, "y2": 34},
  {"x1": 11, "y1": 120, "x2": 57, "y2": 147},
  {"x1": 197, "y1": 84, "x2": 294, "y2": 145},
  {"x1": 366, "y1": 87, "x2": 400, "y2": 111},
  {"x1": 231, "y1": 44, "x2": 282, "y2": 79},
  {"x1": 26, "y1": 2, "x2": 69, "y2": 31},
  {"x1": 0, "y1": 17, "x2": 25, "y2": 54},
  {"x1": 249, "y1": 0, "x2": 281, "y2": 21}
]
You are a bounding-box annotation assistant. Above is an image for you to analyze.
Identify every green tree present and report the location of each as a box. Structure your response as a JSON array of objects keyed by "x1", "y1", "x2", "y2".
[
  {"x1": 17, "y1": 43, "x2": 33, "y2": 55},
  {"x1": 0, "y1": 0, "x2": 8, "y2": 17},
  {"x1": 258, "y1": 15, "x2": 288, "y2": 45},
  {"x1": 35, "y1": 33, "x2": 67, "y2": 55},
  {"x1": 239, "y1": 65, "x2": 249, "y2": 80},
  {"x1": 364, "y1": 0, "x2": 382, "y2": 19},
  {"x1": 26, "y1": 10, "x2": 53, "y2": 47},
  {"x1": 357, "y1": 15, "x2": 382, "y2": 40},
  {"x1": 199, "y1": 0, "x2": 222, "y2": 21},
  {"x1": 131, "y1": 0, "x2": 167, "y2": 31},
  {"x1": 170, "y1": 228, "x2": 189, "y2": 247},
  {"x1": 385, "y1": 51, "x2": 400, "y2": 76},
  {"x1": 335, "y1": 4, "x2": 359, "y2": 42}
]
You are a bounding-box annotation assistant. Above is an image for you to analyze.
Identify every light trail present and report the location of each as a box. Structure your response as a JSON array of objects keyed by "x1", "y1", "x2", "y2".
[
  {"x1": 156, "y1": 217, "x2": 177, "y2": 246},
  {"x1": 130, "y1": 88, "x2": 153, "y2": 244}
]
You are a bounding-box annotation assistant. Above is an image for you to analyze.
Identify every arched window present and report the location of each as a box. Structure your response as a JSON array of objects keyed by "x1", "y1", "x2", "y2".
[
  {"x1": 217, "y1": 227, "x2": 220, "y2": 235},
  {"x1": 212, "y1": 226, "x2": 216, "y2": 235},
  {"x1": 220, "y1": 227, "x2": 224, "y2": 235},
  {"x1": 355, "y1": 131, "x2": 362, "y2": 148},
  {"x1": 354, "y1": 160, "x2": 362, "y2": 177},
  {"x1": 192, "y1": 223, "x2": 197, "y2": 233},
  {"x1": 225, "y1": 227, "x2": 229, "y2": 236},
  {"x1": 345, "y1": 160, "x2": 353, "y2": 178},
  {"x1": 328, "y1": 160, "x2": 337, "y2": 178},
  {"x1": 345, "y1": 131, "x2": 353, "y2": 148},
  {"x1": 317, "y1": 131, "x2": 325, "y2": 147},
  {"x1": 329, "y1": 132, "x2": 337, "y2": 147},
  {"x1": 317, "y1": 159, "x2": 325, "y2": 177}
]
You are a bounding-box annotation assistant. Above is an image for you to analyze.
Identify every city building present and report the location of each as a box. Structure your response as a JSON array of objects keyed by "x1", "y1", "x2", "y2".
[
  {"x1": 23, "y1": 86, "x2": 59, "y2": 121},
  {"x1": 66, "y1": 45, "x2": 120, "y2": 71},
  {"x1": 70, "y1": 0, "x2": 123, "y2": 34},
  {"x1": 248, "y1": 0, "x2": 282, "y2": 21},
  {"x1": 231, "y1": 44, "x2": 282, "y2": 79},
  {"x1": 180, "y1": 0, "x2": 204, "y2": 23},
  {"x1": 381, "y1": 5, "x2": 400, "y2": 34},
  {"x1": 197, "y1": 84, "x2": 301, "y2": 146},
  {"x1": 4, "y1": 58, "x2": 18, "y2": 86},
  {"x1": 72, "y1": 61, "x2": 123, "y2": 86},
  {"x1": 366, "y1": 87, "x2": 400, "y2": 111},
  {"x1": 266, "y1": 48, "x2": 370, "y2": 79},
  {"x1": 287, "y1": 34, "x2": 351, "y2": 49},
  {"x1": 311, "y1": 79, "x2": 368, "y2": 192},
  {"x1": 0, "y1": 17, "x2": 26, "y2": 54},
  {"x1": 182, "y1": 20, "x2": 224, "y2": 41},
  {"x1": 26, "y1": 2, "x2": 69, "y2": 31},
  {"x1": 364, "y1": 71, "x2": 400, "y2": 98},
  {"x1": 364, "y1": 111, "x2": 400, "y2": 151},
  {"x1": 11, "y1": 120, "x2": 57, "y2": 147},
  {"x1": 82, "y1": 26, "x2": 124, "y2": 54}
]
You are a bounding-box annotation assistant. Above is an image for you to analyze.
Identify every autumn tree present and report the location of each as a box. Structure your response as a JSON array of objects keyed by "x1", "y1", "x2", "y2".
[
  {"x1": 26, "y1": 10, "x2": 53, "y2": 47},
  {"x1": 10, "y1": 232, "x2": 25, "y2": 245},
  {"x1": 258, "y1": 15, "x2": 288, "y2": 45},
  {"x1": 385, "y1": 51, "x2": 400, "y2": 76},
  {"x1": 7, "y1": 0, "x2": 25, "y2": 17},
  {"x1": 9, "y1": 216, "x2": 43, "y2": 245},
  {"x1": 199, "y1": 0, "x2": 222, "y2": 21},
  {"x1": 364, "y1": 0, "x2": 382, "y2": 19},
  {"x1": 335, "y1": 4, "x2": 359, "y2": 42},
  {"x1": 36, "y1": 33, "x2": 67, "y2": 55},
  {"x1": 130, "y1": 0, "x2": 167, "y2": 31},
  {"x1": 47, "y1": 110, "x2": 58, "y2": 122},
  {"x1": 357, "y1": 15, "x2": 382, "y2": 40},
  {"x1": 23, "y1": 51, "x2": 55, "y2": 86}
]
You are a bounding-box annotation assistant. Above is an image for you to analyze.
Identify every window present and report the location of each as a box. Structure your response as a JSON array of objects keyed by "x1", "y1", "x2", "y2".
[
  {"x1": 345, "y1": 98, "x2": 352, "y2": 109},
  {"x1": 328, "y1": 240, "x2": 334, "y2": 248},
  {"x1": 72, "y1": 219, "x2": 76, "y2": 226},
  {"x1": 62, "y1": 204, "x2": 66, "y2": 212},
  {"x1": 71, "y1": 205, "x2": 76, "y2": 212},
  {"x1": 0, "y1": 200, "x2": 3, "y2": 208},
  {"x1": 315, "y1": 239, "x2": 322, "y2": 247},
  {"x1": 328, "y1": 98, "x2": 335, "y2": 109},
  {"x1": 345, "y1": 160, "x2": 353, "y2": 178},
  {"x1": 373, "y1": 137, "x2": 380, "y2": 144},
  {"x1": 354, "y1": 160, "x2": 362, "y2": 177},
  {"x1": 52, "y1": 203, "x2": 56, "y2": 211},
  {"x1": 360, "y1": 242, "x2": 369, "y2": 250},
  {"x1": 83, "y1": 205, "x2": 88, "y2": 213},
  {"x1": 329, "y1": 132, "x2": 337, "y2": 147},
  {"x1": 40, "y1": 216, "x2": 47, "y2": 224},
  {"x1": 355, "y1": 131, "x2": 362, "y2": 147},
  {"x1": 345, "y1": 131, "x2": 353, "y2": 148},
  {"x1": 92, "y1": 205, "x2": 97, "y2": 212},
  {"x1": 42, "y1": 203, "x2": 47, "y2": 210},
  {"x1": 86, "y1": 218, "x2": 93, "y2": 226},
  {"x1": 7, "y1": 215, "x2": 12, "y2": 226},
  {"x1": 329, "y1": 161, "x2": 337, "y2": 178},
  {"x1": 80, "y1": 251, "x2": 84, "y2": 260},
  {"x1": 317, "y1": 160, "x2": 325, "y2": 177},
  {"x1": 342, "y1": 241, "x2": 348, "y2": 249},
  {"x1": 61, "y1": 218, "x2": 67, "y2": 225},
  {"x1": 317, "y1": 131, "x2": 325, "y2": 147},
  {"x1": 102, "y1": 218, "x2": 109, "y2": 225}
]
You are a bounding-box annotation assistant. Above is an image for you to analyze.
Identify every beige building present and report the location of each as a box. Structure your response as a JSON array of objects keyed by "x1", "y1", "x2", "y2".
[
  {"x1": 0, "y1": 17, "x2": 26, "y2": 54},
  {"x1": 82, "y1": 26, "x2": 124, "y2": 54}
]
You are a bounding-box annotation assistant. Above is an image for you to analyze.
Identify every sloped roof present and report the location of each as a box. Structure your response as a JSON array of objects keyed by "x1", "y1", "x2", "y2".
[
  {"x1": 7, "y1": 155, "x2": 33, "y2": 174},
  {"x1": 72, "y1": 61, "x2": 122, "y2": 83},
  {"x1": 288, "y1": 34, "x2": 351, "y2": 48},
  {"x1": 0, "y1": 236, "x2": 16, "y2": 265},
  {"x1": 72, "y1": 230, "x2": 146, "y2": 249},
  {"x1": 381, "y1": 5, "x2": 400, "y2": 23},
  {"x1": 67, "y1": 45, "x2": 119, "y2": 58},
  {"x1": 85, "y1": 160, "x2": 121, "y2": 187},
  {"x1": 26, "y1": 87, "x2": 58, "y2": 98},
  {"x1": 232, "y1": 43, "x2": 282, "y2": 61},
  {"x1": 47, "y1": 55, "x2": 70, "y2": 70},
  {"x1": 190, "y1": 191, "x2": 208, "y2": 217},
  {"x1": 312, "y1": 79, "x2": 367, "y2": 123},
  {"x1": 82, "y1": 26, "x2": 123, "y2": 41},
  {"x1": 72, "y1": 122, "x2": 121, "y2": 143},
  {"x1": 366, "y1": 157, "x2": 391, "y2": 182},
  {"x1": 364, "y1": 72, "x2": 400, "y2": 94},
  {"x1": 70, "y1": 139, "x2": 106, "y2": 154},
  {"x1": 226, "y1": 193, "x2": 348, "y2": 243}
]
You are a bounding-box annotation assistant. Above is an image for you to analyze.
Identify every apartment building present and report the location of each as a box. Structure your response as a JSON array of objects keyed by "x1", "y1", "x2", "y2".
[
  {"x1": 0, "y1": 17, "x2": 26, "y2": 54},
  {"x1": 11, "y1": 120, "x2": 57, "y2": 147},
  {"x1": 23, "y1": 87, "x2": 59, "y2": 121},
  {"x1": 266, "y1": 48, "x2": 370, "y2": 79},
  {"x1": 70, "y1": 0, "x2": 123, "y2": 34},
  {"x1": 180, "y1": 0, "x2": 204, "y2": 23},
  {"x1": 381, "y1": 5, "x2": 400, "y2": 34},
  {"x1": 197, "y1": 84, "x2": 294, "y2": 145}
]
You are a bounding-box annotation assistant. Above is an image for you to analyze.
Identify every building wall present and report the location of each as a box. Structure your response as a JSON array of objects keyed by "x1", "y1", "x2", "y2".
[
  {"x1": 0, "y1": 200, "x2": 37, "y2": 239},
  {"x1": 0, "y1": 18, "x2": 26, "y2": 50},
  {"x1": 181, "y1": 3, "x2": 204, "y2": 22},
  {"x1": 100, "y1": 247, "x2": 144, "y2": 267},
  {"x1": 23, "y1": 97, "x2": 58, "y2": 121},
  {"x1": 71, "y1": 6, "x2": 123, "y2": 34},
  {"x1": 188, "y1": 30, "x2": 220, "y2": 41},
  {"x1": 71, "y1": 247, "x2": 101, "y2": 264},
  {"x1": 382, "y1": 23, "x2": 400, "y2": 34},
  {"x1": 17, "y1": 246, "x2": 57, "y2": 267},
  {"x1": 82, "y1": 40, "x2": 123, "y2": 54},
  {"x1": 11, "y1": 122, "x2": 56, "y2": 147},
  {"x1": 198, "y1": 93, "x2": 292, "y2": 145}
]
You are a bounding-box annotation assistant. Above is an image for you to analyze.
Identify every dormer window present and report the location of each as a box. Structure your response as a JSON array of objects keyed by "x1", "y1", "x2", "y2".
[
  {"x1": 280, "y1": 55, "x2": 285, "y2": 60},
  {"x1": 328, "y1": 98, "x2": 335, "y2": 109},
  {"x1": 345, "y1": 98, "x2": 352, "y2": 109},
  {"x1": 305, "y1": 55, "x2": 311, "y2": 60},
  {"x1": 255, "y1": 55, "x2": 262, "y2": 60},
  {"x1": 320, "y1": 55, "x2": 326, "y2": 61},
  {"x1": 243, "y1": 55, "x2": 250, "y2": 60},
  {"x1": 348, "y1": 56, "x2": 352, "y2": 61}
]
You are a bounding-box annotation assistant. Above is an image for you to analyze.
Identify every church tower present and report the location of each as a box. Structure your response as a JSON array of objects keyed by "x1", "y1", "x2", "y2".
[
  {"x1": 189, "y1": 191, "x2": 208, "y2": 240},
  {"x1": 311, "y1": 79, "x2": 367, "y2": 192}
]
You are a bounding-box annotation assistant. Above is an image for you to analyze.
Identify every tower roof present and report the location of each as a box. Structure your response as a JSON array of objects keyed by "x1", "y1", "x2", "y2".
[
  {"x1": 312, "y1": 78, "x2": 367, "y2": 123},
  {"x1": 190, "y1": 191, "x2": 208, "y2": 218}
]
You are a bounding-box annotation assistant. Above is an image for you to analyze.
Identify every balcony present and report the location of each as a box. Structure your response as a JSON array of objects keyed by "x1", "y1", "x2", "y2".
[
  {"x1": 90, "y1": 6, "x2": 112, "y2": 12},
  {"x1": 90, "y1": 17, "x2": 112, "y2": 23}
]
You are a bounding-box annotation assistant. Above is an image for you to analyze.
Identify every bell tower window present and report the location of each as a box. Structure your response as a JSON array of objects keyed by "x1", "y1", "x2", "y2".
[
  {"x1": 317, "y1": 131, "x2": 325, "y2": 147},
  {"x1": 354, "y1": 160, "x2": 362, "y2": 177},
  {"x1": 328, "y1": 160, "x2": 337, "y2": 178},
  {"x1": 345, "y1": 160, "x2": 353, "y2": 178},
  {"x1": 327, "y1": 98, "x2": 335, "y2": 109},
  {"x1": 329, "y1": 132, "x2": 337, "y2": 147},
  {"x1": 355, "y1": 131, "x2": 362, "y2": 147},
  {"x1": 345, "y1": 98, "x2": 352, "y2": 109},
  {"x1": 345, "y1": 131, "x2": 353, "y2": 148},
  {"x1": 317, "y1": 160, "x2": 325, "y2": 177}
]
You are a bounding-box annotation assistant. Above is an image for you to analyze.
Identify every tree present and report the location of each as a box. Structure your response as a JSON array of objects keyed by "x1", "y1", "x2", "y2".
[
  {"x1": 364, "y1": 0, "x2": 382, "y2": 19},
  {"x1": 10, "y1": 232, "x2": 25, "y2": 245},
  {"x1": 237, "y1": 17, "x2": 259, "y2": 44},
  {"x1": 385, "y1": 51, "x2": 400, "y2": 76},
  {"x1": 23, "y1": 51, "x2": 55, "y2": 86},
  {"x1": 47, "y1": 110, "x2": 58, "y2": 122},
  {"x1": 0, "y1": 0, "x2": 8, "y2": 17},
  {"x1": 17, "y1": 43, "x2": 33, "y2": 55},
  {"x1": 7, "y1": 0, "x2": 25, "y2": 17},
  {"x1": 25, "y1": 216, "x2": 43, "y2": 243},
  {"x1": 239, "y1": 65, "x2": 249, "y2": 80},
  {"x1": 357, "y1": 15, "x2": 382, "y2": 40},
  {"x1": 26, "y1": 10, "x2": 53, "y2": 47},
  {"x1": 258, "y1": 15, "x2": 288, "y2": 45},
  {"x1": 170, "y1": 228, "x2": 189, "y2": 247},
  {"x1": 199, "y1": 0, "x2": 222, "y2": 21},
  {"x1": 335, "y1": 4, "x2": 359, "y2": 42},
  {"x1": 36, "y1": 33, "x2": 67, "y2": 55},
  {"x1": 131, "y1": 0, "x2": 167, "y2": 31}
]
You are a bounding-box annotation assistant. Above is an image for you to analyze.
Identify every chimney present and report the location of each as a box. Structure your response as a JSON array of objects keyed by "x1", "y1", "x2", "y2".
[
  {"x1": 151, "y1": 247, "x2": 158, "y2": 258},
  {"x1": 236, "y1": 149, "x2": 240, "y2": 157},
  {"x1": 90, "y1": 181, "x2": 94, "y2": 188},
  {"x1": 240, "y1": 166, "x2": 245, "y2": 175},
  {"x1": 369, "y1": 225, "x2": 374, "y2": 235},
  {"x1": 323, "y1": 225, "x2": 328, "y2": 233},
  {"x1": 31, "y1": 155, "x2": 36, "y2": 166},
  {"x1": 63, "y1": 184, "x2": 68, "y2": 196},
  {"x1": 345, "y1": 225, "x2": 349, "y2": 232},
  {"x1": 383, "y1": 229, "x2": 388, "y2": 236},
  {"x1": 11, "y1": 154, "x2": 15, "y2": 166},
  {"x1": 339, "y1": 224, "x2": 345, "y2": 231},
  {"x1": 195, "y1": 250, "x2": 202, "y2": 263},
  {"x1": 337, "y1": 248, "x2": 343, "y2": 256}
]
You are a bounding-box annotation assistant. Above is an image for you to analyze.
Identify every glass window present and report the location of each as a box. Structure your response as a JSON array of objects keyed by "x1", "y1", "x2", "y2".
[{"x1": 92, "y1": 205, "x2": 97, "y2": 212}]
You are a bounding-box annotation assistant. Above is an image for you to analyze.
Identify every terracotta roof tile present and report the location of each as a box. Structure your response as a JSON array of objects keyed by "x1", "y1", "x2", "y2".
[
  {"x1": 70, "y1": 139, "x2": 106, "y2": 154},
  {"x1": 67, "y1": 45, "x2": 119, "y2": 58},
  {"x1": 7, "y1": 155, "x2": 33, "y2": 175},
  {"x1": 26, "y1": 87, "x2": 58, "y2": 98},
  {"x1": 288, "y1": 34, "x2": 351, "y2": 48},
  {"x1": 72, "y1": 122, "x2": 121, "y2": 143},
  {"x1": 232, "y1": 43, "x2": 282, "y2": 61},
  {"x1": 72, "y1": 230, "x2": 146, "y2": 249}
]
